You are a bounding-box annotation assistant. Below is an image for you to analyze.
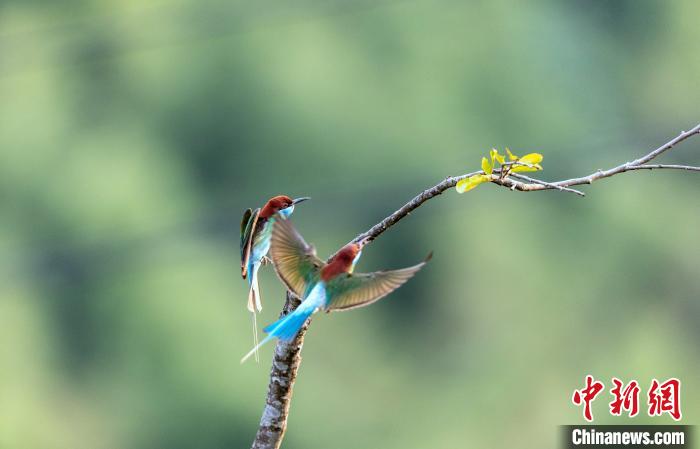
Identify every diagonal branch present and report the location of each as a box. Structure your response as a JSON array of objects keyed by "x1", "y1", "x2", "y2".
[
  {"x1": 352, "y1": 122, "x2": 700, "y2": 244},
  {"x1": 520, "y1": 123, "x2": 700, "y2": 191},
  {"x1": 251, "y1": 122, "x2": 700, "y2": 449}
]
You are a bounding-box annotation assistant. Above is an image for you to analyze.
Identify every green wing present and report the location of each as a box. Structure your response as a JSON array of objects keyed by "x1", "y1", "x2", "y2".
[
  {"x1": 269, "y1": 218, "x2": 324, "y2": 298},
  {"x1": 324, "y1": 254, "x2": 431, "y2": 311},
  {"x1": 240, "y1": 208, "x2": 252, "y2": 251},
  {"x1": 240, "y1": 207, "x2": 260, "y2": 279}
]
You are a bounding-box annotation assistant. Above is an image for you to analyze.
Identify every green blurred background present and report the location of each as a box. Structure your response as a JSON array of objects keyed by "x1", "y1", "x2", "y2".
[{"x1": 1, "y1": 1, "x2": 699, "y2": 448}]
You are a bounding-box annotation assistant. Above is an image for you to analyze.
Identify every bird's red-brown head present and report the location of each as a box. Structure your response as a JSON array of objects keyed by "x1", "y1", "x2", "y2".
[
  {"x1": 260, "y1": 196, "x2": 293, "y2": 218},
  {"x1": 259, "y1": 195, "x2": 309, "y2": 219},
  {"x1": 334, "y1": 243, "x2": 362, "y2": 265},
  {"x1": 321, "y1": 243, "x2": 362, "y2": 281}
]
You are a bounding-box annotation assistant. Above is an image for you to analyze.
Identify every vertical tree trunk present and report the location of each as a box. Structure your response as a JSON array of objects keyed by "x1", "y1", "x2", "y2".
[{"x1": 250, "y1": 292, "x2": 310, "y2": 449}]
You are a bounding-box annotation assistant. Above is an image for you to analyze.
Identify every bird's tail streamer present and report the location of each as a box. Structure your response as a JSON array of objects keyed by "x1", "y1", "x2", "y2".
[
  {"x1": 251, "y1": 311, "x2": 259, "y2": 363},
  {"x1": 241, "y1": 306, "x2": 314, "y2": 363},
  {"x1": 247, "y1": 262, "x2": 262, "y2": 313},
  {"x1": 246, "y1": 261, "x2": 263, "y2": 362}
]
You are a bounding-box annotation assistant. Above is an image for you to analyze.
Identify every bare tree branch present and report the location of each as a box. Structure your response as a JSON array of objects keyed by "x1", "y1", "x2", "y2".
[
  {"x1": 625, "y1": 164, "x2": 700, "y2": 172},
  {"x1": 353, "y1": 122, "x2": 700, "y2": 243},
  {"x1": 514, "y1": 123, "x2": 700, "y2": 191},
  {"x1": 508, "y1": 173, "x2": 586, "y2": 196},
  {"x1": 250, "y1": 123, "x2": 700, "y2": 449},
  {"x1": 251, "y1": 292, "x2": 309, "y2": 449}
]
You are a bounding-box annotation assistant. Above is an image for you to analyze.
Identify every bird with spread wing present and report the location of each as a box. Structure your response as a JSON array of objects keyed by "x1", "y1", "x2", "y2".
[{"x1": 241, "y1": 218, "x2": 431, "y2": 363}]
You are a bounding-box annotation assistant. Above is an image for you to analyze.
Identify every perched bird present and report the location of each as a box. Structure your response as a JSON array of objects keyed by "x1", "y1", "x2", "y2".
[
  {"x1": 241, "y1": 218, "x2": 431, "y2": 363},
  {"x1": 240, "y1": 195, "x2": 309, "y2": 361}
]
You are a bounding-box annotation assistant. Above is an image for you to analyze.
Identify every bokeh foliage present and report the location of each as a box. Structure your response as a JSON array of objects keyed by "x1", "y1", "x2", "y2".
[{"x1": 0, "y1": 1, "x2": 699, "y2": 448}]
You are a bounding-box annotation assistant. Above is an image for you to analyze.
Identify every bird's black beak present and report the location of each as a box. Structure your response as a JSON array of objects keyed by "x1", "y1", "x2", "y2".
[{"x1": 292, "y1": 197, "x2": 310, "y2": 205}]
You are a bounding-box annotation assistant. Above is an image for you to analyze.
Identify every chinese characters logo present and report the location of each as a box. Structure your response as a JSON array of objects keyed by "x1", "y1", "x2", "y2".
[{"x1": 572, "y1": 376, "x2": 681, "y2": 422}]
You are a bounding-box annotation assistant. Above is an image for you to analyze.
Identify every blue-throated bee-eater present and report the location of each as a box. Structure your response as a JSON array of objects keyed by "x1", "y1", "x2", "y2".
[
  {"x1": 241, "y1": 218, "x2": 431, "y2": 363},
  {"x1": 241, "y1": 195, "x2": 309, "y2": 361}
]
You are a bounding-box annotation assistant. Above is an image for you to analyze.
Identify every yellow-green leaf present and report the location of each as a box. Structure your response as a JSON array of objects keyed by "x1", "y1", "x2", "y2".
[
  {"x1": 506, "y1": 147, "x2": 518, "y2": 161},
  {"x1": 489, "y1": 148, "x2": 505, "y2": 166},
  {"x1": 519, "y1": 153, "x2": 543, "y2": 165},
  {"x1": 481, "y1": 157, "x2": 492, "y2": 174},
  {"x1": 456, "y1": 174, "x2": 491, "y2": 193},
  {"x1": 511, "y1": 163, "x2": 543, "y2": 173}
]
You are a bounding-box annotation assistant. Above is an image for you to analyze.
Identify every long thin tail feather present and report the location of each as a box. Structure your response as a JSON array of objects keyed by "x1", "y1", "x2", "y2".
[
  {"x1": 241, "y1": 333, "x2": 275, "y2": 364},
  {"x1": 241, "y1": 306, "x2": 314, "y2": 363},
  {"x1": 246, "y1": 261, "x2": 263, "y2": 362},
  {"x1": 247, "y1": 262, "x2": 263, "y2": 312},
  {"x1": 251, "y1": 311, "x2": 259, "y2": 363}
]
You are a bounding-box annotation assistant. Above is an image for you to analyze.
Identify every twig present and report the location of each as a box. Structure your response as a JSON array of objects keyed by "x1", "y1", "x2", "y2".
[
  {"x1": 627, "y1": 164, "x2": 700, "y2": 172},
  {"x1": 352, "y1": 172, "x2": 480, "y2": 245},
  {"x1": 506, "y1": 173, "x2": 586, "y2": 196},
  {"x1": 526, "y1": 124, "x2": 700, "y2": 191},
  {"x1": 250, "y1": 123, "x2": 700, "y2": 449}
]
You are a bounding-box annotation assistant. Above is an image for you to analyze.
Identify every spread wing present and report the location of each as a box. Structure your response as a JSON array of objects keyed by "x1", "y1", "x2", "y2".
[
  {"x1": 324, "y1": 253, "x2": 431, "y2": 311},
  {"x1": 270, "y1": 218, "x2": 324, "y2": 298},
  {"x1": 240, "y1": 207, "x2": 260, "y2": 279}
]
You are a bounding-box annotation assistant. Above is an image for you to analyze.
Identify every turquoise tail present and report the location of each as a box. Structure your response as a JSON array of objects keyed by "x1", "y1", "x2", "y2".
[
  {"x1": 263, "y1": 307, "x2": 314, "y2": 341},
  {"x1": 240, "y1": 307, "x2": 314, "y2": 363}
]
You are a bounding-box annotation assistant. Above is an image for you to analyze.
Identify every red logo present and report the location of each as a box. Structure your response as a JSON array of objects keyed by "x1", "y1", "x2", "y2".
[
  {"x1": 648, "y1": 378, "x2": 682, "y2": 421},
  {"x1": 572, "y1": 376, "x2": 681, "y2": 422},
  {"x1": 609, "y1": 378, "x2": 640, "y2": 417},
  {"x1": 572, "y1": 375, "x2": 605, "y2": 422}
]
